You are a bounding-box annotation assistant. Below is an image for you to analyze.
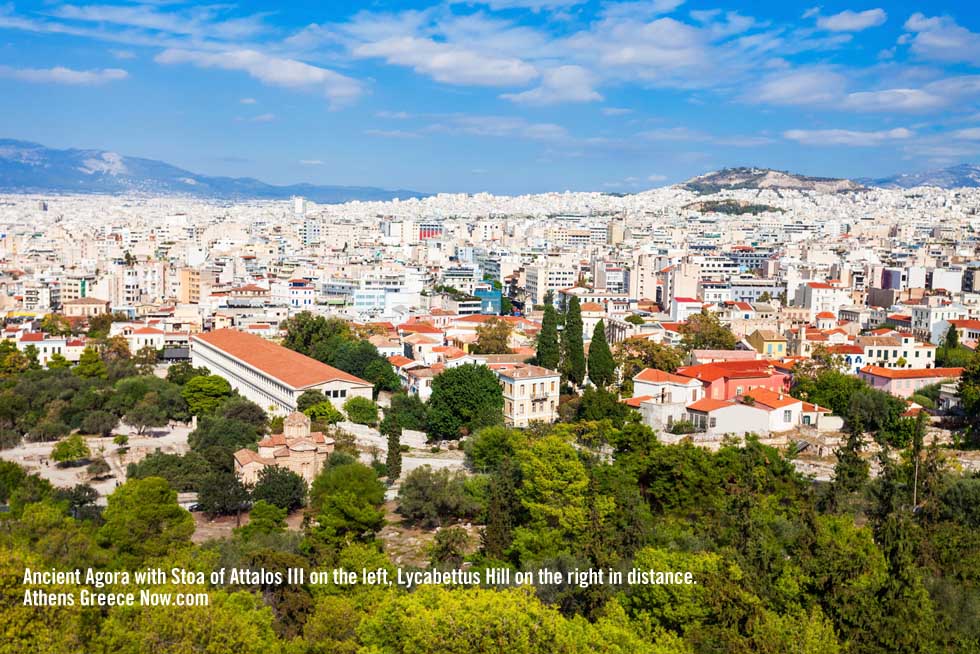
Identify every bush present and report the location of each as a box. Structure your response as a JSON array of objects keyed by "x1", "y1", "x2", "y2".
[
  {"x1": 304, "y1": 401, "x2": 344, "y2": 425},
  {"x1": 81, "y1": 411, "x2": 118, "y2": 437},
  {"x1": 668, "y1": 420, "x2": 698, "y2": 435},
  {"x1": 87, "y1": 458, "x2": 111, "y2": 478},
  {"x1": 344, "y1": 397, "x2": 379, "y2": 426},
  {"x1": 51, "y1": 434, "x2": 91, "y2": 466},
  {"x1": 398, "y1": 466, "x2": 481, "y2": 528}
]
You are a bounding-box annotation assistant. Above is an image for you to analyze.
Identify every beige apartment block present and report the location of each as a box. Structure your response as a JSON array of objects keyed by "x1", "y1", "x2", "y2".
[{"x1": 494, "y1": 363, "x2": 561, "y2": 427}]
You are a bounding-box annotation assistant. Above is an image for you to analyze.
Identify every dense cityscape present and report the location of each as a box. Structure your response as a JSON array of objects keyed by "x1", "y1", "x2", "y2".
[
  {"x1": 1, "y1": 168, "x2": 979, "y2": 652},
  {"x1": 4, "y1": 0, "x2": 980, "y2": 651}
]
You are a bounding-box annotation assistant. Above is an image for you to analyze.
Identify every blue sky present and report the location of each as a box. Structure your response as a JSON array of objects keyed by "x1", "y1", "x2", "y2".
[{"x1": 2, "y1": 1, "x2": 980, "y2": 194}]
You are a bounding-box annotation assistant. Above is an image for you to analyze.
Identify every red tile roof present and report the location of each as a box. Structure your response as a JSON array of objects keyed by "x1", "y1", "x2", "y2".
[
  {"x1": 192, "y1": 329, "x2": 371, "y2": 389},
  {"x1": 677, "y1": 360, "x2": 779, "y2": 382},
  {"x1": 397, "y1": 322, "x2": 443, "y2": 335},
  {"x1": 634, "y1": 368, "x2": 698, "y2": 385},
  {"x1": 388, "y1": 355, "x2": 414, "y2": 368},
  {"x1": 741, "y1": 388, "x2": 800, "y2": 410},
  {"x1": 687, "y1": 398, "x2": 735, "y2": 412},
  {"x1": 859, "y1": 366, "x2": 963, "y2": 380}
]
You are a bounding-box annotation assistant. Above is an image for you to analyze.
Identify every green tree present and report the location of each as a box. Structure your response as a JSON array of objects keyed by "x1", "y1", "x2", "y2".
[
  {"x1": 252, "y1": 465, "x2": 306, "y2": 511},
  {"x1": 197, "y1": 470, "x2": 251, "y2": 522},
  {"x1": 826, "y1": 431, "x2": 869, "y2": 512},
  {"x1": 426, "y1": 363, "x2": 504, "y2": 439},
  {"x1": 343, "y1": 396, "x2": 379, "y2": 426},
  {"x1": 51, "y1": 434, "x2": 91, "y2": 466},
  {"x1": 481, "y1": 457, "x2": 519, "y2": 560},
  {"x1": 308, "y1": 462, "x2": 386, "y2": 549},
  {"x1": 165, "y1": 361, "x2": 210, "y2": 386},
  {"x1": 511, "y1": 434, "x2": 592, "y2": 561},
  {"x1": 625, "y1": 313, "x2": 645, "y2": 325},
  {"x1": 398, "y1": 466, "x2": 480, "y2": 528},
  {"x1": 305, "y1": 400, "x2": 344, "y2": 425},
  {"x1": 471, "y1": 317, "x2": 512, "y2": 354},
  {"x1": 236, "y1": 499, "x2": 287, "y2": 539},
  {"x1": 40, "y1": 313, "x2": 72, "y2": 336},
  {"x1": 98, "y1": 477, "x2": 195, "y2": 566},
  {"x1": 133, "y1": 345, "x2": 158, "y2": 375},
  {"x1": 587, "y1": 320, "x2": 616, "y2": 387},
  {"x1": 217, "y1": 396, "x2": 267, "y2": 431},
  {"x1": 680, "y1": 309, "x2": 737, "y2": 351},
  {"x1": 464, "y1": 426, "x2": 524, "y2": 472},
  {"x1": 429, "y1": 525, "x2": 470, "y2": 568},
  {"x1": 297, "y1": 389, "x2": 327, "y2": 413},
  {"x1": 873, "y1": 514, "x2": 939, "y2": 653},
  {"x1": 125, "y1": 392, "x2": 169, "y2": 434},
  {"x1": 536, "y1": 304, "x2": 560, "y2": 370},
  {"x1": 81, "y1": 410, "x2": 118, "y2": 436},
  {"x1": 562, "y1": 296, "x2": 586, "y2": 385},
  {"x1": 958, "y1": 350, "x2": 980, "y2": 447},
  {"x1": 74, "y1": 346, "x2": 107, "y2": 379},
  {"x1": 382, "y1": 413, "x2": 402, "y2": 482},
  {"x1": 45, "y1": 352, "x2": 70, "y2": 370},
  {"x1": 387, "y1": 392, "x2": 428, "y2": 432},
  {"x1": 181, "y1": 374, "x2": 232, "y2": 416}
]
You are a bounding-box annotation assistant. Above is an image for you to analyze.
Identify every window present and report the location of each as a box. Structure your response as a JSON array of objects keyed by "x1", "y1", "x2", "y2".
[
  {"x1": 783, "y1": 410, "x2": 792, "y2": 422},
  {"x1": 709, "y1": 417, "x2": 717, "y2": 428}
]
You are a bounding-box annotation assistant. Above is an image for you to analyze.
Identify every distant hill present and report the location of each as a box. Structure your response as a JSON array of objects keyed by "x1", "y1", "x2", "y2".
[
  {"x1": 0, "y1": 139, "x2": 424, "y2": 203},
  {"x1": 682, "y1": 167, "x2": 864, "y2": 194},
  {"x1": 858, "y1": 164, "x2": 980, "y2": 189}
]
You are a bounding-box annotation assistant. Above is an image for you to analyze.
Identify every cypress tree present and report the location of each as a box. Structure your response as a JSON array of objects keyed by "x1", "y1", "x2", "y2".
[
  {"x1": 587, "y1": 320, "x2": 615, "y2": 388},
  {"x1": 562, "y1": 296, "x2": 586, "y2": 385},
  {"x1": 536, "y1": 304, "x2": 560, "y2": 370},
  {"x1": 481, "y1": 458, "x2": 517, "y2": 560},
  {"x1": 381, "y1": 412, "x2": 402, "y2": 483}
]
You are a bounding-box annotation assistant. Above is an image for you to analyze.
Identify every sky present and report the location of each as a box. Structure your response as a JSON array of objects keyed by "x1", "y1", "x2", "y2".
[{"x1": 2, "y1": 1, "x2": 980, "y2": 195}]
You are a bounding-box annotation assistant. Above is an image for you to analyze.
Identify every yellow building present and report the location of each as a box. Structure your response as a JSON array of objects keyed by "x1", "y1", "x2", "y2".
[{"x1": 746, "y1": 329, "x2": 787, "y2": 358}]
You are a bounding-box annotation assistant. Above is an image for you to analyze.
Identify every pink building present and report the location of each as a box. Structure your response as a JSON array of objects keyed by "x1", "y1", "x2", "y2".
[
  {"x1": 858, "y1": 366, "x2": 963, "y2": 398},
  {"x1": 676, "y1": 360, "x2": 791, "y2": 401}
]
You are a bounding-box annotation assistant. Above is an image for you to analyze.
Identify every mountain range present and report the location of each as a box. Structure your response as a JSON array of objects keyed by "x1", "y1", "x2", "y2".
[
  {"x1": 0, "y1": 139, "x2": 424, "y2": 203},
  {"x1": 3, "y1": 139, "x2": 980, "y2": 200},
  {"x1": 856, "y1": 164, "x2": 980, "y2": 189}
]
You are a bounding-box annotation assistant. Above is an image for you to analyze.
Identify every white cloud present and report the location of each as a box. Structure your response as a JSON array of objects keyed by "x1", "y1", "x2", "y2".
[
  {"x1": 953, "y1": 128, "x2": 980, "y2": 140},
  {"x1": 376, "y1": 110, "x2": 411, "y2": 119},
  {"x1": 502, "y1": 65, "x2": 601, "y2": 105},
  {"x1": 903, "y1": 14, "x2": 980, "y2": 66},
  {"x1": 648, "y1": 174, "x2": 667, "y2": 182},
  {"x1": 751, "y1": 68, "x2": 847, "y2": 105},
  {"x1": 353, "y1": 36, "x2": 538, "y2": 86},
  {"x1": 299, "y1": 159, "x2": 323, "y2": 165},
  {"x1": 783, "y1": 127, "x2": 913, "y2": 146},
  {"x1": 816, "y1": 9, "x2": 886, "y2": 32},
  {"x1": 240, "y1": 97, "x2": 257, "y2": 104},
  {"x1": 842, "y1": 88, "x2": 945, "y2": 112},
  {"x1": 0, "y1": 64, "x2": 128, "y2": 85},
  {"x1": 155, "y1": 49, "x2": 362, "y2": 107},
  {"x1": 51, "y1": 3, "x2": 269, "y2": 41},
  {"x1": 454, "y1": 0, "x2": 588, "y2": 10},
  {"x1": 602, "y1": 107, "x2": 632, "y2": 116},
  {"x1": 108, "y1": 49, "x2": 136, "y2": 59},
  {"x1": 426, "y1": 115, "x2": 568, "y2": 141},
  {"x1": 249, "y1": 113, "x2": 275, "y2": 123},
  {"x1": 365, "y1": 128, "x2": 422, "y2": 138}
]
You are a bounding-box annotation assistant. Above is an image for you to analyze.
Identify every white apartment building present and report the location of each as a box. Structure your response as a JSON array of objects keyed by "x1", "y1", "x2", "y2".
[{"x1": 525, "y1": 263, "x2": 576, "y2": 307}]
